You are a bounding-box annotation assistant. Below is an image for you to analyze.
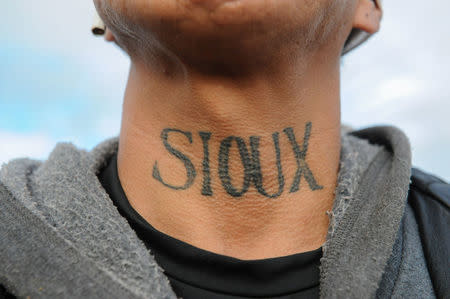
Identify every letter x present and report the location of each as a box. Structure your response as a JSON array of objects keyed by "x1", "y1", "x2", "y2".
[{"x1": 283, "y1": 122, "x2": 323, "y2": 192}]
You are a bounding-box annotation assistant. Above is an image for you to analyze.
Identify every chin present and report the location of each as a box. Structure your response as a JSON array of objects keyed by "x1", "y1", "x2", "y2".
[
  {"x1": 95, "y1": 0, "x2": 354, "y2": 69},
  {"x1": 97, "y1": 0, "x2": 321, "y2": 35}
]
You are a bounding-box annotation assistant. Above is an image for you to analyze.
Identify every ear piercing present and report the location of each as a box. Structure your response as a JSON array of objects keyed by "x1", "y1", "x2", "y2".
[{"x1": 92, "y1": 10, "x2": 106, "y2": 36}]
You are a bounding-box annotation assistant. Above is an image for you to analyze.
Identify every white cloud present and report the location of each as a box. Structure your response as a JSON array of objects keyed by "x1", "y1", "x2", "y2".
[
  {"x1": 0, "y1": 131, "x2": 56, "y2": 165},
  {"x1": 374, "y1": 77, "x2": 423, "y2": 105}
]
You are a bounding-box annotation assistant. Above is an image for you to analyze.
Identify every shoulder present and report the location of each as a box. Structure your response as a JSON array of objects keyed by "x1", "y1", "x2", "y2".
[
  {"x1": 408, "y1": 167, "x2": 450, "y2": 234},
  {"x1": 0, "y1": 157, "x2": 43, "y2": 201},
  {"x1": 407, "y1": 167, "x2": 449, "y2": 299},
  {"x1": 409, "y1": 168, "x2": 450, "y2": 207}
]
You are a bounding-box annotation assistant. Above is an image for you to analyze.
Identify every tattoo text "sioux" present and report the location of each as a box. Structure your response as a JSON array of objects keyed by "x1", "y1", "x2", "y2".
[{"x1": 152, "y1": 122, "x2": 323, "y2": 198}]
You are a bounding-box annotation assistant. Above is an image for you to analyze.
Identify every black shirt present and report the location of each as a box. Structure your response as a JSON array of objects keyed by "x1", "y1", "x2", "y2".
[{"x1": 98, "y1": 153, "x2": 321, "y2": 299}]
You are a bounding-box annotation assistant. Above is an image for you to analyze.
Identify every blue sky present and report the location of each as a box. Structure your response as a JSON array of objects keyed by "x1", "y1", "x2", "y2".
[{"x1": 1, "y1": 0, "x2": 449, "y2": 181}]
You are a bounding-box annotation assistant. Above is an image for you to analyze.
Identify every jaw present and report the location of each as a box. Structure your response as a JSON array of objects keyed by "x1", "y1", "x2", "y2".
[{"x1": 96, "y1": 0, "x2": 356, "y2": 75}]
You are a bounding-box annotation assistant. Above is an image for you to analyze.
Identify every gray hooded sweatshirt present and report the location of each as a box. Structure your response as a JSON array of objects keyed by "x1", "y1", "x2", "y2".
[{"x1": 0, "y1": 126, "x2": 436, "y2": 298}]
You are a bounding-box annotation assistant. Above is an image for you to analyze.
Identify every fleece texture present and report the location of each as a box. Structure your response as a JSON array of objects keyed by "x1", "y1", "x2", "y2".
[
  {"x1": 0, "y1": 139, "x2": 177, "y2": 299},
  {"x1": 0, "y1": 126, "x2": 434, "y2": 298}
]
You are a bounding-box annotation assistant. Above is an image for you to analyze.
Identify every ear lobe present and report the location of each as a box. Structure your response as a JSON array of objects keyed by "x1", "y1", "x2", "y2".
[
  {"x1": 105, "y1": 28, "x2": 116, "y2": 42},
  {"x1": 352, "y1": 0, "x2": 383, "y2": 34}
]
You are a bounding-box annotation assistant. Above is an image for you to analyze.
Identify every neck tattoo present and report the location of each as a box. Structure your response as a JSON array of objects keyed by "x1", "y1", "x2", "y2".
[{"x1": 152, "y1": 122, "x2": 323, "y2": 198}]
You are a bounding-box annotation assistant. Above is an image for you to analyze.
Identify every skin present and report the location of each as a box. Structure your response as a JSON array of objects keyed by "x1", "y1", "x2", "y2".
[{"x1": 93, "y1": 0, "x2": 382, "y2": 260}]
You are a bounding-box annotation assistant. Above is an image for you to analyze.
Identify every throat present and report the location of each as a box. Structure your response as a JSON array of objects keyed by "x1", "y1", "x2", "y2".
[
  {"x1": 117, "y1": 121, "x2": 340, "y2": 259},
  {"x1": 115, "y1": 57, "x2": 342, "y2": 259}
]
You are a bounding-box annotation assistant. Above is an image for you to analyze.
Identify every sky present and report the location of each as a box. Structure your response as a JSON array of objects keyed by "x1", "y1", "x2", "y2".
[{"x1": 1, "y1": 0, "x2": 449, "y2": 181}]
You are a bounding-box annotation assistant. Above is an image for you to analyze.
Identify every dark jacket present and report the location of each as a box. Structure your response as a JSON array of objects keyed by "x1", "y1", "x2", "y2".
[{"x1": 406, "y1": 168, "x2": 449, "y2": 299}]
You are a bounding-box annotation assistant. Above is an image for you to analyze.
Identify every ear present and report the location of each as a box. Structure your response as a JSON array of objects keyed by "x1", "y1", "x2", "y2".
[
  {"x1": 105, "y1": 28, "x2": 116, "y2": 42},
  {"x1": 352, "y1": 0, "x2": 383, "y2": 34}
]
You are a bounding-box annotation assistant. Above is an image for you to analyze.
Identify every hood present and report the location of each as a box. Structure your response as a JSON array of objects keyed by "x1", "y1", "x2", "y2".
[
  {"x1": 320, "y1": 126, "x2": 412, "y2": 298},
  {"x1": 0, "y1": 125, "x2": 411, "y2": 298}
]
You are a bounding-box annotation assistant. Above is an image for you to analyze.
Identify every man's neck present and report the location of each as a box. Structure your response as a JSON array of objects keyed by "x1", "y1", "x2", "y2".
[{"x1": 117, "y1": 53, "x2": 341, "y2": 260}]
